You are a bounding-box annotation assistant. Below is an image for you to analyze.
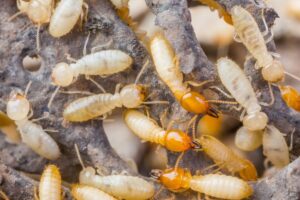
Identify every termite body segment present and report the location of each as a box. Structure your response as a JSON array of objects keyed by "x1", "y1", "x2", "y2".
[
  {"x1": 231, "y1": 6, "x2": 284, "y2": 82},
  {"x1": 198, "y1": 135, "x2": 258, "y2": 181},
  {"x1": 6, "y1": 92, "x2": 60, "y2": 160},
  {"x1": 26, "y1": 0, "x2": 53, "y2": 24},
  {"x1": 71, "y1": 185, "x2": 117, "y2": 200},
  {"x1": 63, "y1": 84, "x2": 145, "y2": 122},
  {"x1": 39, "y1": 165, "x2": 62, "y2": 200},
  {"x1": 150, "y1": 33, "x2": 213, "y2": 116},
  {"x1": 49, "y1": 0, "x2": 85, "y2": 37},
  {"x1": 263, "y1": 125, "x2": 290, "y2": 168},
  {"x1": 79, "y1": 167, "x2": 155, "y2": 200},
  {"x1": 151, "y1": 168, "x2": 253, "y2": 200},
  {"x1": 279, "y1": 85, "x2": 300, "y2": 111},
  {"x1": 51, "y1": 50, "x2": 132, "y2": 87},
  {"x1": 124, "y1": 109, "x2": 197, "y2": 152},
  {"x1": 235, "y1": 126, "x2": 263, "y2": 151},
  {"x1": 217, "y1": 58, "x2": 268, "y2": 131}
]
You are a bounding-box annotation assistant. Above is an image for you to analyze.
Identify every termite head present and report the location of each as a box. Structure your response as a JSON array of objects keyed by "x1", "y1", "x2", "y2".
[
  {"x1": 243, "y1": 111, "x2": 268, "y2": 131},
  {"x1": 6, "y1": 91, "x2": 30, "y2": 121},
  {"x1": 120, "y1": 84, "x2": 145, "y2": 108},
  {"x1": 79, "y1": 166, "x2": 97, "y2": 183},
  {"x1": 150, "y1": 168, "x2": 191, "y2": 192},
  {"x1": 51, "y1": 62, "x2": 74, "y2": 87},
  {"x1": 180, "y1": 91, "x2": 211, "y2": 115},
  {"x1": 262, "y1": 60, "x2": 285, "y2": 83},
  {"x1": 238, "y1": 159, "x2": 258, "y2": 181},
  {"x1": 27, "y1": 0, "x2": 51, "y2": 24},
  {"x1": 165, "y1": 130, "x2": 196, "y2": 152}
]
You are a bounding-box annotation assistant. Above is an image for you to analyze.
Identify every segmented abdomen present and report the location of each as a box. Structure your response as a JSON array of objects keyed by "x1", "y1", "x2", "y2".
[
  {"x1": 17, "y1": 120, "x2": 60, "y2": 160},
  {"x1": 150, "y1": 34, "x2": 188, "y2": 100},
  {"x1": 190, "y1": 174, "x2": 253, "y2": 200},
  {"x1": 63, "y1": 93, "x2": 122, "y2": 122},
  {"x1": 71, "y1": 50, "x2": 132, "y2": 76},
  {"x1": 231, "y1": 6, "x2": 272, "y2": 67},
  {"x1": 124, "y1": 110, "x2": 166, "y2": 145},
  {"x1": 71, "y1": 185, "x2": 117, "y2": 200},
  {"x1": 80, "y1": 175, "x2": 155, "y2": 200},
  {"x1": 39, "y1": 165, "x2": 61, "y2": 200},
  {"x1": 217, "y1": 58, "x2": 261, "y2": 113}
]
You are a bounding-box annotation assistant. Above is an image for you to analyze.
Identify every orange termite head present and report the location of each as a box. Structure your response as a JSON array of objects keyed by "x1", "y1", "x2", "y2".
[
  {"x1": 6, "y1": 91, "x2": 30, "y2": 121},
  {"x1": 180, "y1": 91, "x2": 219, "y2": 118},
  {"x1": 164, "y1": 130, "x2": 200, "y2": 152},
  {"x1": 150, "y1": 168, "x2": 192, "y2": 192},
  {"x1": 261, "y1": 60, "x2": 285, "y2": 83},
  {"x1": 238, "y1": 159, "x2": 258, "y2": 181},
  {"x1": 120, "y1": 84, "x2": 146, "y2": 108},
  {"x1": 51, "y1": 62, "x2": 74, "y2": 87}
]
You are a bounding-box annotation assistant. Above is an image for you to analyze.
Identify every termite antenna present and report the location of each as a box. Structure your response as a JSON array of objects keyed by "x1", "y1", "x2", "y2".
[
  {"x1": 209, "y1": 86, "x2": 234, "y2": 99},
  {"x1": 284, "y1": 71, "x2": 300, "y2": 82},
  {"x1": 47, "y1": 86, "x2": 60, "y2": 110},
  {"x1": 142, "y1": 101, "x2": 169, "y2": 105},
  {"x1": 174, "y1": 152, "x2": 185, "y2": 170},
  {"x1": 74, "y1": 143, "x2": 86, "y2": 169},
  {"x1": 83, "y1": 31, "x2": 91, "y2": 56},
  {"x1": 206, "y1": 100, "x2": 238, "y2": 105},
  {"x1": 36, "y1": 24, "x2": 41, "y2": 52},
  {"x1": 85, "y1": 76, "x2": 106, "y2": 93},
  {"x1": 135, "y1": 59, "x2": 149, "y2": 84},
  {"x1": 24, "y1": 80, "x2": 33, "y2": 97},
  {"x1": 260, "y1": 83, "x2": 275, "y2": 107}
]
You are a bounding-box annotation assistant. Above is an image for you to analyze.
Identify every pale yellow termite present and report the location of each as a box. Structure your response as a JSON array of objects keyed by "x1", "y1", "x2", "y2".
[
  {"x1": 71, "y1": 185, "x2": 117, "y2": 200},
  {"x1": 51, "y1": 50, "x2": 132, "y2": 87},
  {"x1": 217, "y1": 57, "x2": 268, "y2": 131},
  {"x1": 263, "y1": 125, "x2": 290, "y2": 168},
  {"x1": 235, "y1": 126, "x2": 263, "y2": 151},
  {"x1": 49, "y1": 0, "x2": 88, "y2": 37},
  {"x1": 124, "y1": 109, "x2": 200, "y2": 152},
  {"x1": 231, "y1": 6, "x2": 284, "y2": 83},
  {"x1": 197, "y1": 135, "x2": 258, "y2": 181},
  {"x1": 9, "y1": 0, "x2": 54, "y2": 51},
  {"x1": 38, "y1": 165, "x2": 61, "y2": 200},
  {"x1": 151, "y1": 167, "x2": 253, "y2": 200},
  {"x1": 0, "y1": 111, "x2": 21, "y2": 143},
  {"x1": 6, "y1": 91, "x2": 60, "y2": 160}
]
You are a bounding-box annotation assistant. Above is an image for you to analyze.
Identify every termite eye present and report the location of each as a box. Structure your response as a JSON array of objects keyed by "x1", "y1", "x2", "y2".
[
  {"x1": 51, "y1": 62, "x2": 74, "y2": 87},
  {"x1": 149, "y1": 169, "x2": 163, "y2": 180},
  {"x1": 261, "y1": 60, "x2": 285, "y2": 83},
  {"x1": 243, "y1": 112, "x2": 268, "y2": 131},
  {"x1": 6, "y1": 93, "x2": 30, "y2": 121},
  {"x1": 180, "y1": 91, "x2": 209, "y2": 114}
]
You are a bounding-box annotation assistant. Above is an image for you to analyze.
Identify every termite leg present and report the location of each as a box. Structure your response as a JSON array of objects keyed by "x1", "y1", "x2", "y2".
[
  {"x1": 47, "y1": 86, "x2": 60, "y2": 110},
  {"x1": 33, "y1": 186, "x2": 39, "y2": 200},
  {"x1": 269, "y1": 52, "x2": 281, "y2": 58},
  {"x1": 7, "y1": 11, "x2": 24, "y2": 22},
  {"x1": 289, "y1": 128, "x2": 295, "y2": 151},
  {"x1": 59, "y1": 90, "x2": 95, "y2": 95},
  {"x1": 36, "y1": 24, "x2": 41, "y2": 52},
  {"x1": 85, "y1": 76, "x2": 106, "y2": 93},
  {"x1": 91, "y1": 39, "x2": 113, "y2": 53},
  {"x1": 261, "y1": 8, "x2": 274, "y2": 44},
  {"x1": 27, "y1": 108, "x2": 34, "y2": 119},
  {"x1": 174, "y1": 152, "x2": 185, "y2": 170},
  {"x1": 259, "y1": 83, "x2": 275, "y2": 107},
  {"x1": 233, "y1": 32, "x2": 242, "y2": 43},
  {"x1": 82, "y1": 31, "x2": 91, "y2": 56},
  {"x1": 24, "y1": 81, "x2": 33, "y2": 97},
  {"x1": 31, "y1": 112, "x2": 50, "y2": 122},
  {"x1": 285, "y1": 71, "x2": 300, "y2": 82},
  {"x1": 185, "y1": 115, "x2": 198, "y2": 138},
  {"x1": 74, "y1": 143, "x2": 86, "y2": 169},
  {"x1": 44, "y1": 129, "x2": 59, "y2": 133},
  {"x1": 135, "y1": 59, "x2": 150, "y2": 84},
  {"x1": 230, "y1": 104, "x2": 243, "y2": 112},
  {"x1": 151, "y1": 185, "x2": 163, "y2": 200},
  {"x1": 185, "y1": 80, "x2": 214, "y2": 88},
  {"x1": 159, "y1": 107, "x2": 169, "y2": 129},
  {"x1": 209, "y1": 86, "x2": 234, "y2": 99},
  {"x1": 239, "y1": 108, "x2": 246, "y2": 121},
  {"x1": 65, "y1": 53, "x2": 77, "y2": 63},
  {"x1": 200, "y1": 162, "x2": 223, "y2": 173}
]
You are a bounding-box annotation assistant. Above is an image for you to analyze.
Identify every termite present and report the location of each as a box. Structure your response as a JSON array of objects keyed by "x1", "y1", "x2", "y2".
[
  {"x1": 51, "y1": 50, "x2": 132, "y2": 87},
  {"x1": 9, "y1": 0, "x2": 54, "y2": 51},
  {"x1": 49, "y1": 0, "x2": 88, "y2": 38},
  {"x1": 263, "y1": 125, "x2": 290, "y2": 168},
  {"x1": 6, "y1": 90, "x2": 60, "y2": 160},
  {"x1": 71, "y1": 185, "x2": 117, "y2": 200},
  {"x1": 124, "y1": 109, "x2": 200, "y2": 152},
  {"x1": 197, "y1": 114, "x2": 223, "y2": 137},
  {"x1": 198, "y1": 0, "x2": 233, "y2": 24},
  {"x1": 74, "y1": 144, "x2": 155, "y2": 200},
  {"x1": 230, "y1": 6, "x2": 285, "y2": 83},
  {"x1": 217, "y1": 57, "x2": 268, "y2": 131},
  {"x1": 0, "y1": 111, "x2": 21, "y2": 143},
  {"x1": 279, "y1": 85, "x2": 300, "y2": 112},
  {"x1": 150, "y1": 33, "x2": 219, "y2": 117},
  {"x1": 235, "y1": 126, "x2": 263, "y2": 151},
  {"x1": 150, "y1": 167, "x2": 253, "y2": 200},
  {"x1": 196, "y1": 135, "x2": 258, "y2": 181},
  {"x1": 38, "y1": 165, "x2": 61, "y2": 200}
]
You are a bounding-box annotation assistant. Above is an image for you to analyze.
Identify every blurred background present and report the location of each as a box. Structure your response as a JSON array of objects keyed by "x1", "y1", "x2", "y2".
[{"x1": 101, "y1": 0, "x2": 300, "y2": 177}]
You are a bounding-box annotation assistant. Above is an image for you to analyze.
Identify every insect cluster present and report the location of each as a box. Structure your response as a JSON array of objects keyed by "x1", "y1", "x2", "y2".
[{"x1": 1, "y1": 0, "x2": 298, "y2": 199}]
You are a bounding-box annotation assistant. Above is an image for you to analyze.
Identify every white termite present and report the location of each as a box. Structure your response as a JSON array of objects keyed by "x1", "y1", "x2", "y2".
[
  {"x1": 263, "y1": 125, "x2": 290, "y2": 168},
  {"x1": 49, "y1": 0, "x2": 88, "y2": 37},
  {"x1": 235, "y1": 126, "x2": 263, "y2": 151},
  {"x1": 6, "y1": 91, "x2": 60, "y2": 160},
  {"x1": 216, "y1": 57, "x2": 268, "y2": 131},
  {"x1": 71, "y1": 185, "x2": 117, "y2": 200}
]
